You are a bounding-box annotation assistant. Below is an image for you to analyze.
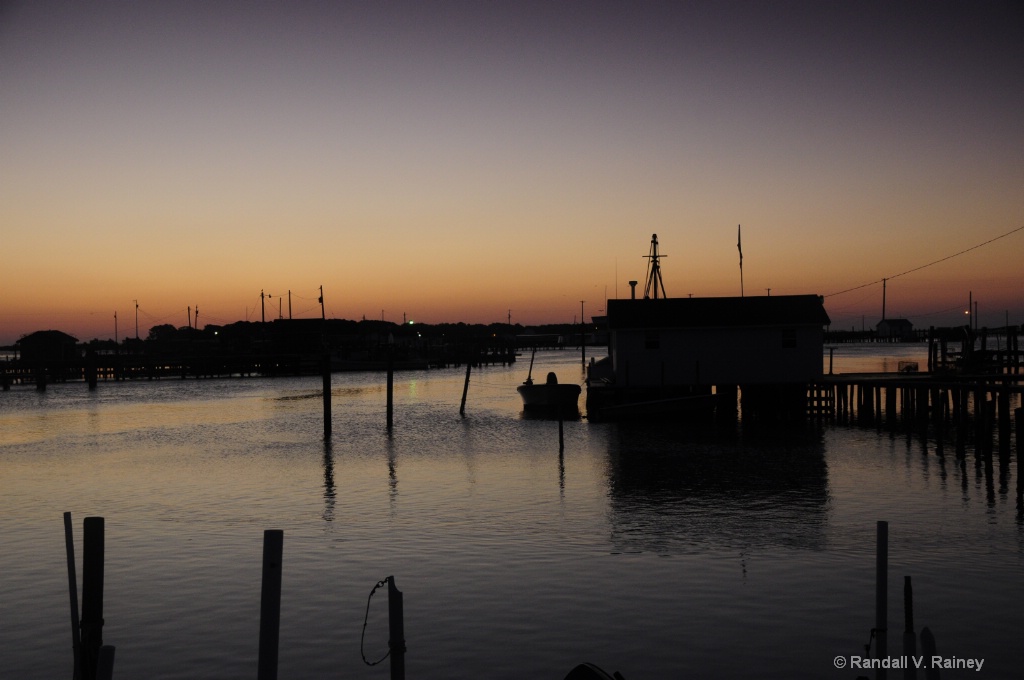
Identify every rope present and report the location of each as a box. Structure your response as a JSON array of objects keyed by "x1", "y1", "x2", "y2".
[{"x1": 360, "y1": 577, "x2": 391, "y2": 666}]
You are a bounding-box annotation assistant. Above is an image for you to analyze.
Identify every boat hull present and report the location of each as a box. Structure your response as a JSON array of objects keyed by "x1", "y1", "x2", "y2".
[{"x1": 517, "y1": 382, "x2": 581, "y2": 415}]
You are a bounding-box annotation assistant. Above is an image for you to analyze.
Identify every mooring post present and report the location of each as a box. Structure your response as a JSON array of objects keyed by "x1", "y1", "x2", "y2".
[
  {"x1": 875, "y1": 520, "x2": 888, "y2": 680},
  {"x1": 96, "y1": 645, "x2": 116, "y2": 680},
  {"x1": 459, "y1": 362, "x2": 471, "y2": 416},
  {"x1": 258, "y1": 530, "x2": 284, "y2": 680},
  {"x1": 558, "y1": 413, "x2": 565, "y2": 453},
  {"x1": 80, "y1": 517, "x2": 104, "y2": 680},
  {"x1": 322, "y1": 352, "x2": 332, "y2": 440},
  {"x1": 388, "y1": 576, "x2": 406, "y2": 680},
  {"x1": 920, "y1": 627, "x2": 940, "y2": 680},
  {"x1": 903, "y1": 576, "x2": 916, "y2": 680},
  {"x1": 998, "y1": 387, "x2": 1010, "y2": 455},
  {"x1": 63, "y1": 513, "x2": 82, "y2": 680},
  {"x1": 387, "y1": 338, "x2": 394, "y2": 430},
  {"x1": 1016, "y1": 407, "x2": 1023, "y2": 511}
]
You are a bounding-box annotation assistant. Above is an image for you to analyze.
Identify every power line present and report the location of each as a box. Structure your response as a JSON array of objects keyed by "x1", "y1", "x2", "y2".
[{"x1": 825, "y1": 224, "x2": 1024, "y2": 298}]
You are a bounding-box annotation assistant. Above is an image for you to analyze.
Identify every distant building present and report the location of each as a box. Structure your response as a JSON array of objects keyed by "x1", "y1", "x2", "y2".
[
  {"x1": 876, "y1": 318, "x2": 914, "y2": 341},
  {"x1": 15, "y1": 330, "x2": 79, "y2": 365}
]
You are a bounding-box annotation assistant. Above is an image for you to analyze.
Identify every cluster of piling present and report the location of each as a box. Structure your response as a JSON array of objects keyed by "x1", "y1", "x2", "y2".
[
  {"x1": 62, "y1": 517, "x2": 407, "y2": 680},
  {"x1": 810, "y1": 374, "x2": 1024, "y2": 513}
]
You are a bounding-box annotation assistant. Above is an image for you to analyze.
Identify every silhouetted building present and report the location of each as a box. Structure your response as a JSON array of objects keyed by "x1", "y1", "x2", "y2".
[
  {"x1": 15, "y1": 330, "x2": 79, "y2": 365},
  {"x1": 876, "y1": 318, "x2": 914, "y2": 341},
  {"x1": 603, "y1": 295, "x2": 830, "y2": 387}
]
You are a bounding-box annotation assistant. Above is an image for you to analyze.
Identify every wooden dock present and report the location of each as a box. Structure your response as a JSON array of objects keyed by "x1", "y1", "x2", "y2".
[{"x1": 806, "y1": 371, "x2": 1024, "y2": 458}]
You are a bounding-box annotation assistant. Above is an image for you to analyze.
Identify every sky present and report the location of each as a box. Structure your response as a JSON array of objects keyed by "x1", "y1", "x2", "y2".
[{"x1": 1, "y1": 1, "x2": 1022, "y2": 343}]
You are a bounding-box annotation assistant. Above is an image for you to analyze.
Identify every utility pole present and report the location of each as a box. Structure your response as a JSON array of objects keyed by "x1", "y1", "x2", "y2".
[
  {"x1": 882, "y1": 278, "x2": 887, "y2": 321},
  {"x1": 134, "y1": 300, "x2": 139, "y2": 339},
  {"x1": 261, "y1": 290, "x2": 266, "y2": 324},
  {"x1": 580, "y1": 300, "x2": 586, "y2": 367}
]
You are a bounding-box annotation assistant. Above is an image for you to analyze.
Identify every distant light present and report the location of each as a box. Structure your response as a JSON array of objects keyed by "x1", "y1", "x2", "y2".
[{"x1": 408, "y1": 320, "x2": 415, "y2": 325}]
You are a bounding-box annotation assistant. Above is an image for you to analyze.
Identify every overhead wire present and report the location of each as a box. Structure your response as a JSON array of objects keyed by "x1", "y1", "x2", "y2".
[{"x1": 824, "y1": 224, "x2": 1024, "y2": 298}]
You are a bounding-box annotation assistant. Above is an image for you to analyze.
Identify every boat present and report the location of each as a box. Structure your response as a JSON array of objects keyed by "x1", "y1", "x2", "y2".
[{"x1": 516, "y1": 350, "x2": 581, "y2": 415}]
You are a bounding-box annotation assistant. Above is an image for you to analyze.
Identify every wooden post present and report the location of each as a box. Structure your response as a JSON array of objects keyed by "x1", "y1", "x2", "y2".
[
  {"x1": 388, "y1": 576, "x2": 406, "y2": 680},
  {"x1": 96, "y1": 646, "x2": 116, "y2": 680},
  {"x1": 322, "y1": 353, "x2": 332, "y2": 440},
  {"x1": 998, "y1": 387, "x2": 1010, "y2": 455},
  {"x1": 1016, "y1": 407, "x2": 1023, "y2": 512},
  {"x1": 558, "y1": 414, "x2": 565, "y2": 453},
  {"x1": 63, "y1": 512, "x2": 82, "y2": 680},
  {"x1": 920, "y1": 627, "x2": 940, "y2": 680},
  {"x1": 459, "y1": 362, "x2": 471, "y2": 416},
  {"x1": 903, "y1": 576, "x2": 916, "y2": 680},
  {"x1": 387, "y1": 340, "x2": 394, "y2": 430},
  {"x1": 80, "y1": 517, "x2": 104, "y2": 680},
  {"x1": 875, "y1": 520, "x2": 888, "y2": 680},
  {"x1": 258, "y1": 530, "x2": 284, "y2": 680}
]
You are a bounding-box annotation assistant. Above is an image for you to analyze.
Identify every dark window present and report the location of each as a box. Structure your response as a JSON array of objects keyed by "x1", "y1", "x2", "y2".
[
  {"x1": 645, "y1": 331, "x2": 660, "y2": 350},
  {"x1": 782, "y1": 328, "x2": 796, "y2": 348}
]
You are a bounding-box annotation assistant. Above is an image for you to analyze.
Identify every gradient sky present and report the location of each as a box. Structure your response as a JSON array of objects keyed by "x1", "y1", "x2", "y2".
[{"x1": 2, "y1": 1, "x2": 1022, "y2": 343}]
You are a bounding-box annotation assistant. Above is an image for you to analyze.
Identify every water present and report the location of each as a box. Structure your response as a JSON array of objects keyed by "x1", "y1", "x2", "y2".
[{"x1": 1, "y1": 347, "x2": 1022, "y2": 679}]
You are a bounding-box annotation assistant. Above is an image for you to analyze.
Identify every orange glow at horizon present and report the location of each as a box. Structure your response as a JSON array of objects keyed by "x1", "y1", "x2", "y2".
[{"x1": 1, "y1": 3, "x2": 1021, "y2": 344}]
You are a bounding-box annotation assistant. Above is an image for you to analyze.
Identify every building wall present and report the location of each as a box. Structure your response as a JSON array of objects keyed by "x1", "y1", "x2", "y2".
[{"x1": 611, "y1": 325, "x2": 823, "y2": 387}]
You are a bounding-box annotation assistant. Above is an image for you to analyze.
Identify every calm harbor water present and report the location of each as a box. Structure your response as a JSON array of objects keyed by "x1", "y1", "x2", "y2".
[{"x1": 1, "y1": 345, "x2": 1022, "y2": 679}]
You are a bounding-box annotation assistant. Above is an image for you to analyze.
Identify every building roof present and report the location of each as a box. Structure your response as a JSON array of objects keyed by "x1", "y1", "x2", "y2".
[
  {"x1": 607, "y1": 295, "x2": 831, "y2": 330},
  {"x1": 876, "y1": 318, "x2": 913, "y2": 328},
  {"x1": 16, "y1": 329, "x2": 79, "y2": 346}
]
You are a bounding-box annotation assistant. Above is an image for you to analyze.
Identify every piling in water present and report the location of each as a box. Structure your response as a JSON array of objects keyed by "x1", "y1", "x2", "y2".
[
  {"x1": 459, "y1": 363, "x2": 471, "y2": 416},
  {"x1": 258, "y1": 530, "x2": 284, "y2": 680},
  {"x1": 63, "y1": 512, "x2": 82, "y2": 680},
  {"x1": 876, "y1": 520, "x2": 888, "y2": 680},
  {"x1": 388, "y1": 576, "x2": 406, "y2": 680}
]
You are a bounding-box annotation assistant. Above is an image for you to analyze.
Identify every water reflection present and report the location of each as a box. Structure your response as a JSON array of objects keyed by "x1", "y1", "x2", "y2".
[
  {"x1": 322, "y1": 440, "x2": 335, "y2": 523},
  {"x1": 604, "y1": 422, "x2": 830, "y2": 555}
]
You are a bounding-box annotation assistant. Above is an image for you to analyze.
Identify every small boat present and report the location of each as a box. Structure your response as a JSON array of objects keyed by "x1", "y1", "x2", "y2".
[{"x1": 517, "y1": 350, "x2": 581, "y2": 415}]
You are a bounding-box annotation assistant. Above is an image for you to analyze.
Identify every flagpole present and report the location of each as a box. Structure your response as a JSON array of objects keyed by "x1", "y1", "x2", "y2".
[{"x1": 738, "y1": 224, "x2": 744, "y2": 297}]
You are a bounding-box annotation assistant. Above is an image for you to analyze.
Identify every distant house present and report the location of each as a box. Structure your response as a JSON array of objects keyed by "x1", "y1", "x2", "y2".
[
  {"x1": 602, "y1": 295, "x2": 831, "y2": 388},
  {"x1": 15, "y1": 330, "x2": 79, "y2": 365},
  {"x1": 876, "y1": 318, "x2": 914, "y2": 341}
]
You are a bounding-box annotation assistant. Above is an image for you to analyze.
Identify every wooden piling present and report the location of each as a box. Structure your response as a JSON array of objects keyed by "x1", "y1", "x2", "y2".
[
  {"x1": 903, "y1": 576, "x2": 916, "y2": 680},
  {"x1": 388, "y1": 576, "x2": 406, "y2": 680},
  {"x1": 81, "y1": 517, "x2": 104, "y2": 680},
  {"x1": 322, "y1": 353, "x2": 332, "y2": 440},
  {"x1": 258, "y1": 529, "x2": 284, "y2": 680},
  {"x1": 885, "y1": 386, "x2": 897, "y2": 427},
  {"x1": 63, "y1": 512, "x2": 82, "y2": 680},
  {"x1": 1016, "y1": 407, "x2": 1023, "y2": 512},
  {"x1": 387, "y1": 343, "x2": 394, "y2": 430},
  {"x1": 920, "y1": 627, "x2": 940, "y2": 680},
  {"x1": 96, "y1": 646, "x2": 116, "y2": 680},
  {"x1": 998, "y1": 387, "x2": 1010, "y2": 454},
  {"x1": 459, "y1": 362, "x2": 471, "y2": 416},
  {"x1": 875, "y1": 520, "x2": 888, "y2": 680}
]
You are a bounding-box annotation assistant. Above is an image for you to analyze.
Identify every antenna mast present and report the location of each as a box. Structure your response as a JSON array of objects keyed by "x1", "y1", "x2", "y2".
[{"x1": 643, "y1": 233, "x2": 667, "y2": 299}]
